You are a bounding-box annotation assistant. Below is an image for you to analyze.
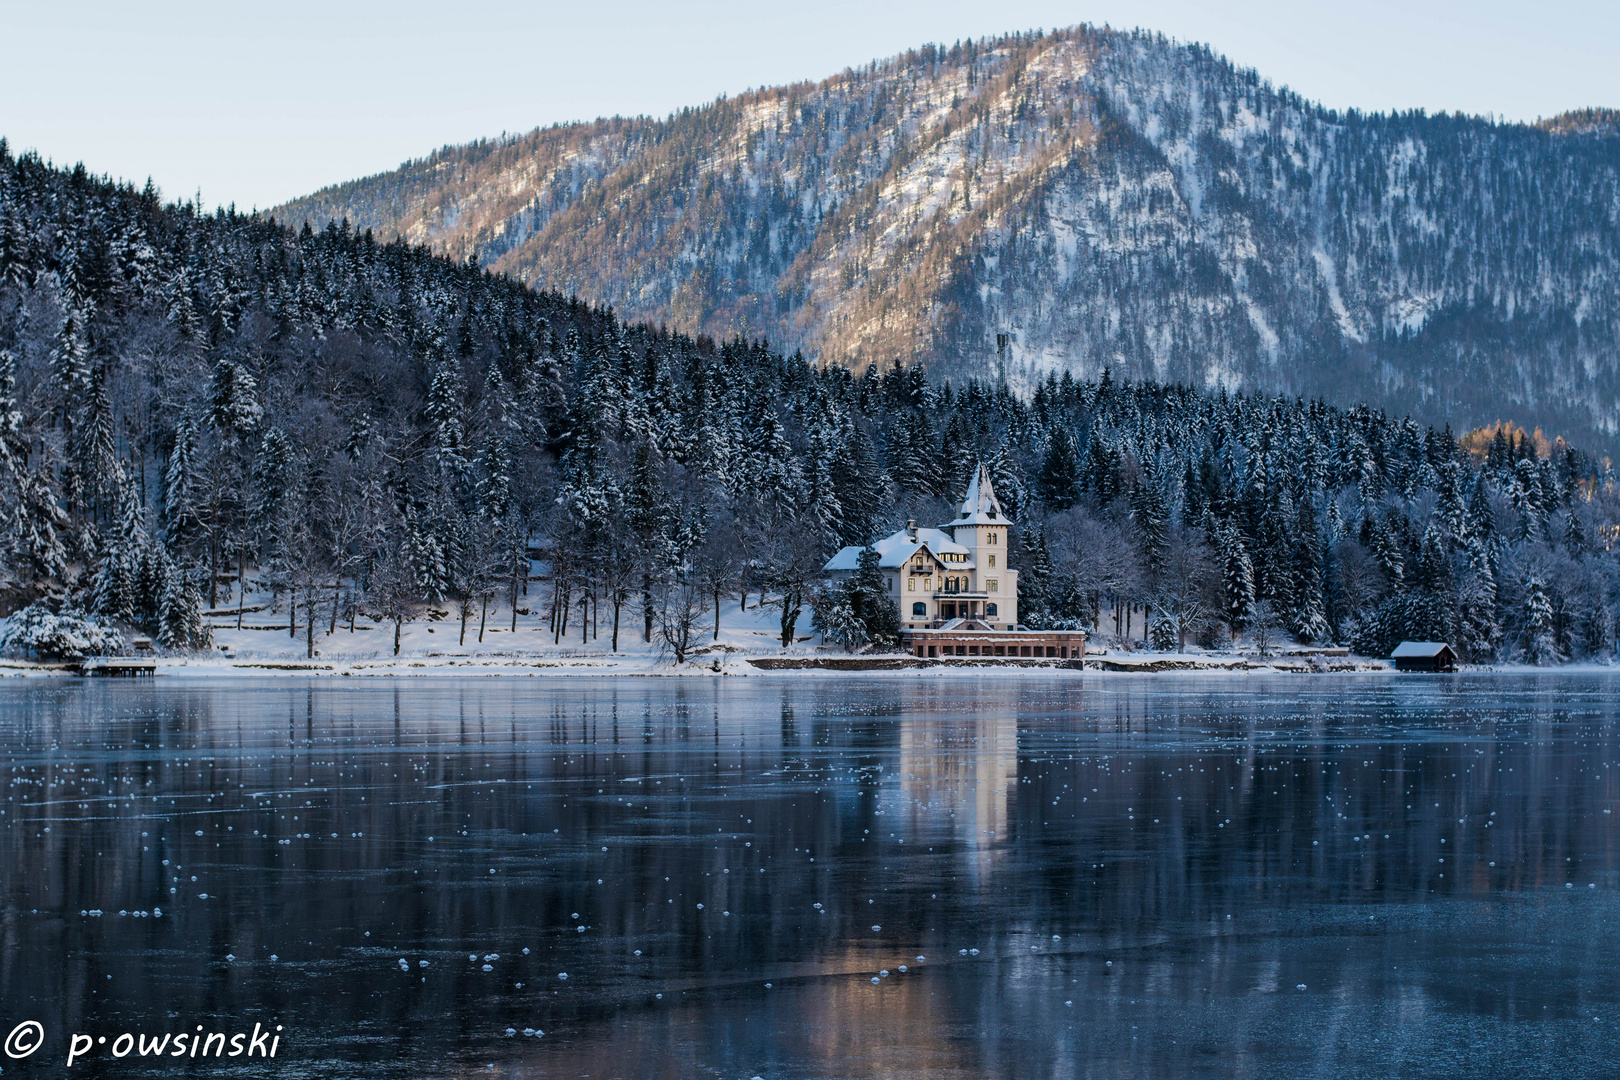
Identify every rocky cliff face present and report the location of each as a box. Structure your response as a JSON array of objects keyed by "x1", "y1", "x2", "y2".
[{"x1": 276, "y1": 27, "x2": 1620, "y2": 454}]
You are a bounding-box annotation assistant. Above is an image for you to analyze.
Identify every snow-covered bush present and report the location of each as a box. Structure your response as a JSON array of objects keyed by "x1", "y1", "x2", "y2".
[
  {"x1": 1, "y1": 603, "x2": 124, "y2": 660},
  {"x1": 811, "y1": 590, "x2": 867, "y2": 653},
  {"x1": 1148, "y1": 611, "x2": 1178, "y2": 651}
]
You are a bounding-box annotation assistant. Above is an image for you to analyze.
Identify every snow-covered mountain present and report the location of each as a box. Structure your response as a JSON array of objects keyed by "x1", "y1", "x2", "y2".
[{"x1": 276, "y1": 27, "x2": 1620, "y2": 455}]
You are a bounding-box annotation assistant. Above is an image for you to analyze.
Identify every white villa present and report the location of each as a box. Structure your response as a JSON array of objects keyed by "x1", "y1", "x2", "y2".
[{"x1": 824, "y1": 463, "x2": 1020, "y2": 630}]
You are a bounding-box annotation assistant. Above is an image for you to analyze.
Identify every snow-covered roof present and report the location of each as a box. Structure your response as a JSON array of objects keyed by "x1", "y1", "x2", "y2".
[
  {"x1": 935, "y1": 618, "x2": 994, "y2": 631},
  {"x1": 823, "y1": 527, "x2": 968, "y2": 572},
  {"x1": 942, "y1": 462, "x2": 1011, "y2": 528},
  {"x1": 1390, "y1": 641, "x2": 1453, "y2": 658}
]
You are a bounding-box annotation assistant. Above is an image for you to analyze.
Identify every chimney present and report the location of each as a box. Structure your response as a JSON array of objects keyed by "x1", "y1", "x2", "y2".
[{"x1": 906, "y1": 519, "x2": 917, "y2": 540}]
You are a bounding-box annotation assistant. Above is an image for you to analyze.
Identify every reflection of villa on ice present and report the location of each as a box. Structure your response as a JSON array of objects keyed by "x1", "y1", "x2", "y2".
[{"x1": 823, "y1": 464, "x2": 1086, "y2": 661}]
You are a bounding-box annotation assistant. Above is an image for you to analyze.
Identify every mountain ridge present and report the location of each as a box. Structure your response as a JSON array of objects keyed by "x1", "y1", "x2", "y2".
[{"x1": 274, "y1": 26, "x2": 1620, "y2": 457}]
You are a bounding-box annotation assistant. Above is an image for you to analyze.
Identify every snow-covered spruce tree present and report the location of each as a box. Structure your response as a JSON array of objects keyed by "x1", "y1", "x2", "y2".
[
  {"x1": 48, "y1": 308, "x2": 91, "y2": 405},
  {"x1": 90, "y1": 476, "x2": 150, "y2": 623},
  {"x1": 1148, "y1": 607, "x2": 1178, "y2": 650},
  {"x1": 832, "y1": 424, "x2": 886, "y2": 548},
  {"x1": 847, "y1": 546, "x2": 900, "y2": 647},
  {"x1": 207, "y1": 358, "x2": 262, "y2": 439},
  {"x1": 1016, "y1": 524, "x2": 1054, "y2": 627},
  {"x1": 1130, "y1": 470, "x2": 1169, "y2": 585},
  {"x1": 1289, "y1": 500, "x2": 1328, "y2": 643},
  {"x1": 426, "y1": 353, "x2": 469, "y2": 473},
  {"x1": 812, "y1": 588, "x2": 867, "y2": 653},
  {"x1": 163, "y1": 414, "x2": 200, "y2": 544},
  {"x1": 252, "y1": 426, "x2": 294, "y2": 555},
  {"x1": 803, "y1": 419, "x2": 844, "y2": 538},
  {"x1": 885, "y1": 410, "x2": 939, "y2": 497},
  {"x1": 158, "y1": 560, "x2": 212, "y2": 652},
  {"x1": 1457, "y1": 538, "x2": 1501, "y2": 661},
  {"x1": 1036, "y1": 430, "x2": 1081, "y2": 511},
  {"x1": 1521, "y1": 575, "x2": 1559, "y2": 665},
  {"x1": 1220, "y1": 522, "x2": 1256, "y2": 635}
]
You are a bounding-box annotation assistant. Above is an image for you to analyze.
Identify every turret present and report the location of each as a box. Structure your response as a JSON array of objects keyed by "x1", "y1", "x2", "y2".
[{"x1": 939, "y1": 463, "x2": 1019, "y2": 628}]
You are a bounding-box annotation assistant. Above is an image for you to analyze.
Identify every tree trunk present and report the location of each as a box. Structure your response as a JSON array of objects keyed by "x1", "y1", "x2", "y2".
[
  {"x1": 330, "y1": 581, "x2": 341, "y2": 635},
  {"x1": 209, "y1": 533, "x2": 219, "y2": 608},
  {"x1": 478, "y1": 596, "x2": 488, "y2": 642},
  {"x1": 611, "y1": 598, "x2": 621, "y2": 652},
  {"x1": 714, "y1": 585, "x2": 721, "y2": 640},
  {"x1": 289, "y1": 585, "x2": 296, "y2": 638},
  {"x1": 779, "y1": 588, "x2": 799, "y2": 648},
  {"x1": 642, "y1": 573, "x2": 653, "y2": 642},
  {"x1": 305, "y1": 589, "x2": 315, "y2": 658},
  {"x1": 393, "y1": 617, "x2": 401, "y2": 655},
  {"x1": 459, "y1": 601, "x2": 469, "y2": 646},
  {"x1": 237, "y1": 549, "x2": 246, "y2": 631},
  {"x1": 510, "y1": 550, "x2": 520, "y2": 632}
]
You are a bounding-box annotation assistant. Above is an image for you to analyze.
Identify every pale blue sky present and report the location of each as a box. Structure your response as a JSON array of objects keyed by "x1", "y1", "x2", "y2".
[{"x1": 1, "y1": 0, "x2": 1614, "y2": 211}]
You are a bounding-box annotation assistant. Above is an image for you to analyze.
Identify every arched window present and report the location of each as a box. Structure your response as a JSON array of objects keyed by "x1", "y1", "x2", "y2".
[
  {"x1": 986, "y1": 603, "x2": 999, "y2": 617},
  {"x1": 912, "y1": 602, "x2": 926, "y2": 617}
]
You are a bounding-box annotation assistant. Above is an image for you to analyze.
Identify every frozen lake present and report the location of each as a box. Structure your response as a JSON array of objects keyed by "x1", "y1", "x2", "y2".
[{"x1": 4, "y1": 674, "x2": 1620, "y2": 1077}]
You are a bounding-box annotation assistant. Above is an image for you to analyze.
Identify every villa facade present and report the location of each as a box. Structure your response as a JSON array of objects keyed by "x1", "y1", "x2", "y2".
[{"x1": 823, "y1": 464, "x2": 1085, "y2": 662}]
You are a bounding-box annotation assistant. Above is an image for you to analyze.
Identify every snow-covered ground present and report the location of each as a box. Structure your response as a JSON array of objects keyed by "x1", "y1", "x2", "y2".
[
  {"x1": 142, "y1": 595, "x2": 821, "y2": 677},
  {"x1": 4, "y1": 595, "x2": 1608, "y2": 678}
]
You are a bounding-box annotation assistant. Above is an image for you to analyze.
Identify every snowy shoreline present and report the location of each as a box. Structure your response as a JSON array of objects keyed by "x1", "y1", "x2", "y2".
[
  {"x1": 1, "y1": 649, "x2": 1609, "y2": 679},
  {"x1": 5, "y1": 599, "x2": 1611, "y2": 679}
]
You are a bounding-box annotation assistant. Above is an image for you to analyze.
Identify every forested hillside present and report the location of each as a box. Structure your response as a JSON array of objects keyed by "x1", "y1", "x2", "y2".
[
  {"x1": 3, "y1": 144, "x2": 1619, "y2": 663},
  {"x1": 276, "y1": 26, "x2": 1620, "y2": 457}
]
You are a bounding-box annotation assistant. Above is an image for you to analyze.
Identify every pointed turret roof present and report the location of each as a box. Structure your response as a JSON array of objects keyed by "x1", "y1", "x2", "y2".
[{"x1": 943, "y1": 462, "x2": 1011, "y2": 527}]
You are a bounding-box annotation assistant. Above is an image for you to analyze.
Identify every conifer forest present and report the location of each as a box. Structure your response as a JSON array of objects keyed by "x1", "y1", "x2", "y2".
[{"x1": 2, "y1": 142, "x2": 1618, "y2": 664}]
